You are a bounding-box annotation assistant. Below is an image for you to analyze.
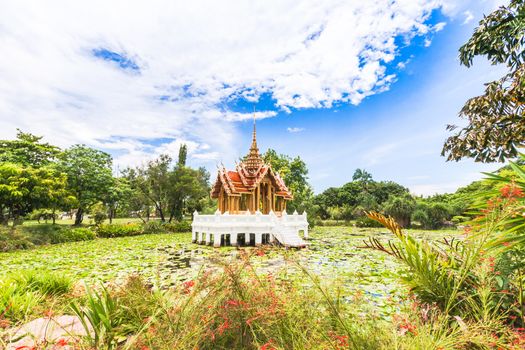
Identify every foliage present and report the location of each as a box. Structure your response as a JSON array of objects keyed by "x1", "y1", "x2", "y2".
[
  {"x1": 365, "y1": 193, "x2": 525, "y2": 333},
  {"x1": 21, "y1": 224, "x2": 96, "y2": 245},
  {"x1": 60, "y1": 145, "x2": 114, "y2": 225},
  {"x1": 411, "y1": 202, "x2": 451, "y2": 229},
  {"x1": 97, "y1": 223, "x2": 144, "y2": 238},
  {"x1": 0, "y1": 270, "x2": 71, "y2": 323},
  {"x1": 383, "y1": 193, "x2": 416, "y2": 228},
  {"x1": 0, "y1": 225, "x2": 96, "y2": 252},
  {"x1": 443, "y1": 0, "x2": 525, "y2": 162},
  {"x1": 163, "y1": 220, "x2": 192, "y2": 233},
  {"x1": 0, "y1": 130, "x2": 60, "y2": 167},
  {"x1": 71, "y1": 285, "x2": 125, "y2": 349},
  {"x1": 123, "y1": 149, "x2": 209, "y2": 223},
  {"x1": 0, "y1": 227, "x2": 33, "y2": 251},
  {"x1": 0, "y1": 163, "x2": 70, "y2": 226}
]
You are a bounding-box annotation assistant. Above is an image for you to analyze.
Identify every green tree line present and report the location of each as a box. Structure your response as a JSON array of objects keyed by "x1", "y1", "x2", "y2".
[{"x1": 0, "y1": 130, "x2": 209, "y2": 226}]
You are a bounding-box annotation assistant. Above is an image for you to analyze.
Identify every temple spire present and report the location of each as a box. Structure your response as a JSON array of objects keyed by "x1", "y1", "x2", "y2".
[{"x1": 244, "y1": 110, "x2": 263, "y2": 172}]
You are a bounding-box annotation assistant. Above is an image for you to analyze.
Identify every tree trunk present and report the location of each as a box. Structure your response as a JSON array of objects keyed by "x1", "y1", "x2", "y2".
[
  {"x1": 74, "y1": 207, "x2": 83, "y2": 226},
  {"x1": 158, "y1": 207, "x2": 165, "y2": 222}
]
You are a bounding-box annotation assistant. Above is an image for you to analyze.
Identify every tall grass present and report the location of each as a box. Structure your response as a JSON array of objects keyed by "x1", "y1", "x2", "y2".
[{"x1": 0, "y1": 270, "x2": 72, "y2": 323}]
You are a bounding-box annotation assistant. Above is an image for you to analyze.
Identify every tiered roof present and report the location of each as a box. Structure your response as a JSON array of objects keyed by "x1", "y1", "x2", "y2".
[{"x1": 210, "y1": 121, "x2": 292, "y2": 200}]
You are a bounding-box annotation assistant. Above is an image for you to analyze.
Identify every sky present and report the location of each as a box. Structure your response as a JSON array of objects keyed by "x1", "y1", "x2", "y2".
[{"x1": 0, "y1": 0, "x2": 510, "y2": 195}]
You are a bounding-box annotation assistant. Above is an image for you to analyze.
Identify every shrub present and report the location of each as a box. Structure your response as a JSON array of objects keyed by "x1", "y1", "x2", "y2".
[
  {"x1": 355, "y1": 216, "x2": 383, "y2": 228},
  {"x1": 163, "y1": 220, "x2": 192, "y2": 233},
  {"x1": 451, "y1": 215, "x2": 470, "y2": 225},
  {"x1": 93, "y1": 211, "x2": 107, "y2": 226},
  {"x1": 142, "y1": 220, "x2": 166, "y2": 234},
  {"x1": 21, "y1": 224, "x2": 96, "y2": 244},
  {"x1": 0, "y1": 227, "x2": 33, "y2": 252},
  {"x1": 97, "y1": 223, "x2": 143, "y2": 238}
]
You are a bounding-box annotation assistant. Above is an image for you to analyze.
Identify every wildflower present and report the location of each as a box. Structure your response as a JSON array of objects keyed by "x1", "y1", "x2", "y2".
[
  {"x1": 226, "y1": 299, "x2": 239, "y2": 307},
  {"x1": 56, "y1": 338, "x2": 68, "y2": 347},
  {"x1": 43, "y1": 309, "x2": 54, "y2": 318},
  {"x1": 183, "y1": 280, "x2": 195, "y2": 294},
  {"x1": 503, "y1": 242, "x2": 511, "y2": 247},
  {"x1": 260, "y1": 339, "x2": 275, "y2": 350},
  {"x1": 217, "y1": 320, "x2": 230, "y2": 335},
  {"x1": 256, "y1": 249, "x2": 265, "y2": 257}
]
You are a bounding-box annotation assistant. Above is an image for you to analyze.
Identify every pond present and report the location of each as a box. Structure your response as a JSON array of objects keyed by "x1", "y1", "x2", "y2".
[{"x1": 0, "y1": 226, "x2": 459, "y2": 318}]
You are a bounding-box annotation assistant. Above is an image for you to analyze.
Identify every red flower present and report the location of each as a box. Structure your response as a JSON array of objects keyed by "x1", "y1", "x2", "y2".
[
  {"x1": 226, "y1": 299, "x2": 239, "y2": 307},
  {"x1": 183, "y1": 280, "x2": 195, "y2": 294},
  {"x1": 260, "y1": 339, "x2": 275, "y2": 350},
  {"x1": 56, "y1": 338, "x2": 68, "y2": 346},
  {"x1": 256, "y1": 250, "x2": 265, "y2": 257}
]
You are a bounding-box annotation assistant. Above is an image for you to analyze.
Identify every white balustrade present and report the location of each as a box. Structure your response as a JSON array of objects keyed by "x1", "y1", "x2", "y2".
[{"x1": 191, "y1": 210, "x2": 308, "y2": 248}]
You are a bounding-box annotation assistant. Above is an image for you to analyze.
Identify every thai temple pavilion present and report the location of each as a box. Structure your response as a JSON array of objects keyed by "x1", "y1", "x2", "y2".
[
  {"x1": 191, "y1": 119, "x2": 308, "y2": 248},
  {"x1": 210, "y1": 122, "x2": 292, "y2": 215}
]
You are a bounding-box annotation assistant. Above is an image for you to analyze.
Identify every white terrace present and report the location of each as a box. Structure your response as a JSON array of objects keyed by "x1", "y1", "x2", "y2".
[{"x1": 192, "y1": 210, "x2": 308, "y2": 248}]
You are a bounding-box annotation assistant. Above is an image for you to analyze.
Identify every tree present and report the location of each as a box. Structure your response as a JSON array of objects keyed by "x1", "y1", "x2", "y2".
[
  {"x1": 0, "y1": 130, "x2": 61, "y2": 167},
  {"x1": 412, "y1": 202, "x2": 451, "y2": 229},
  {"x1": 383, "y1": 193, "x2": 416, "y2": 228},
  {"x1": 121, "y1": 168, "x2": 152, "y2": 222},
  {"x1": 177, "y1": 144, "x2": 188, "y2": 167},
  {"x1": 443, "y1": 0, "x2": 525, "y2": 162},
  {"x1": 352, "y1": 168, "x2": 373, "y2": 184},
  {"x1": 103, "y1": 177, "x2": 132, "y2": 224},
  {"x1": 167, "y1": 144, "x2": 208, "y2": 222},
  {"x1": 0, "y1": 163, "x2": 69, "y2": 226},
  {"x1": 168, "y1": 166, "x2": 209, "y2": 222},
  {"x1": 60, "y1": 145, "x2": 113, "y2": 225}
]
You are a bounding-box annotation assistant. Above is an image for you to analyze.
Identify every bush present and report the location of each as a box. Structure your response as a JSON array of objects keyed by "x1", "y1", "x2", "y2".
[
  {"x1": 93, "y1": 211, "x2": 107, "y2": 226},
  {"x1": 451, "y1": 215, "x2": 470, "y2": 225},
  {"x1": 0, "y1": 225, "x2": 96, "y2": 252},
  {"x1": 97, "y1": 223, "x2": 143, "y2": 238},
  {"x1": 163, "y1": 220, "x2": 192, "y2": 233},
  {"x1": 355, "y1": 216, "x2": 383, "y2": 228},
  {"x1": 0, "y1": 227, "x2": 34, "y2": 252},
  {"x1": 21, "y1": 224, "x2": 96, "y2": 244},
  {"x1": 142, "y1": 220, "x2": 166, "y2": 234}
]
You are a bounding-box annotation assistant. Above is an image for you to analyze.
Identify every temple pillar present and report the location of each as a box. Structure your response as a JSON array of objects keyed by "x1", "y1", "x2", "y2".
[
  {"x1": 231, "y1": 233, "x2": 238, "y2": 246},
  {"x1": 255, "y1": 233, "x2": 262, "y2": 246},
  {"x1": 269, "y1": 234, "x2": 276, "y2": 243},
  {"x1": 304, "y1": 228, "x2": 309, "y2": 240}
]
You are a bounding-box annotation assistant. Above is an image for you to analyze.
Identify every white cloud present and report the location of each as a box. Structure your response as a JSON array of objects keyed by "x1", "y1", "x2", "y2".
[
  {"x1": 0, "y1": 0, "x2": 464, "y2": 169},
  {"x1": 462, "y1": 10, "x2": 475, "y2": 24},
  {"x1": 287, "y1": 127, "x2": 305, "y2": 133}
]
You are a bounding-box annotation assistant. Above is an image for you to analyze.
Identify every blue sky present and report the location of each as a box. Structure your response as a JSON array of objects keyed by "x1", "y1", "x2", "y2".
[{"x1": 0, "y1": 0, "x2": 509, "y2": 195}]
